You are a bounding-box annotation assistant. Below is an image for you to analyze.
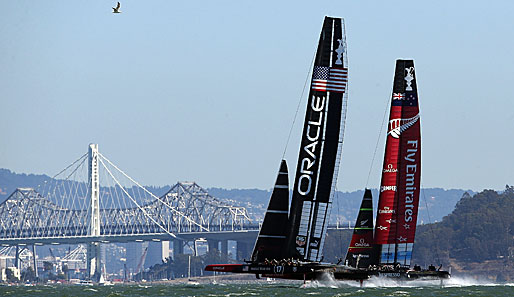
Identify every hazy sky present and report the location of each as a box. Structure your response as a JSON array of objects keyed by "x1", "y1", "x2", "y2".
[{"x1": 1, "y1": 1, "x2": 513, "y2": 192}]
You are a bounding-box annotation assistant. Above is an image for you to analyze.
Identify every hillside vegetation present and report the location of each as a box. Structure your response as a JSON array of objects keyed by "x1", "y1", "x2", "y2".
[{"x1": 413, "y1": 186, "x2": 514, "y2": 267}]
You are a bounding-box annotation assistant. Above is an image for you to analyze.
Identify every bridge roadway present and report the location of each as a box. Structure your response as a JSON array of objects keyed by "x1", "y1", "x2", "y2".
[{"x1": 0, "y1": 224, "x2": 352, "y2": 246}]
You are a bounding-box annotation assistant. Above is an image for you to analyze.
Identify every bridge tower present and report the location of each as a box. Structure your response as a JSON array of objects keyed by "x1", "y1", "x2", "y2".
[{"x1": 87, "y1": 143, "x2": 102, "y2": 281}]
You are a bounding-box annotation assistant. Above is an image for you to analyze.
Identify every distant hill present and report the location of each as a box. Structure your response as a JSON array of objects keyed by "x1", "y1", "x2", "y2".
[
  {"x1": 0, "y1": 168, "x2": 53, "y2": 198},
  {"x1": 206, "y1": 187, "x2": 473, "y2": 225},
  {"x1": 1, "y1": 168, "x2": 472, "y2": 224}
]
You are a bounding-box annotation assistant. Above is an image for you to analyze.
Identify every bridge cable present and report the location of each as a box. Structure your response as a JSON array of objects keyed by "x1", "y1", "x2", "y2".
[
  {"x1": 98, "y1": 153, "x2": 208, "y2": 232},
  {"x1": 97, "y1": 157, "x2": 178, "y2": 239},
  {"x1": 50, "y1": 153, "x2": 88, "y2": 180}
]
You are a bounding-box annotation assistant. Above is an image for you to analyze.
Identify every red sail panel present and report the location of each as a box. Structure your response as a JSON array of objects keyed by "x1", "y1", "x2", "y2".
[
  {"x1": 374, "y1": 60, "x2": 420, "y2": 266},
  {"x1": 374, "y1": 107, "x2": 401, "y2": 245}
]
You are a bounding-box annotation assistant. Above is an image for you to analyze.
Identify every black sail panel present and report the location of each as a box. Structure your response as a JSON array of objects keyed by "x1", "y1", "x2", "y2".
[
  {"x1": 345, "y1": 189, "x2": 375, "y2": 268},
  {"x1": 285, "y1": 16, "x2": 348, "y2": 262},
  {"x1": 251, "y1": 160, "x2": 289, "y2": 262}
]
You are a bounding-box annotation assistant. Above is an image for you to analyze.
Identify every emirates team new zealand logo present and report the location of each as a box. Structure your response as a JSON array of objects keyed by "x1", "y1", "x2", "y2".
[{"x1": 388, "y1": 114, "x2": 420, "y2": 138}]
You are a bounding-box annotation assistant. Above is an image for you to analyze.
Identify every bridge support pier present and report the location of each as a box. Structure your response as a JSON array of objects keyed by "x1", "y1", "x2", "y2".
[
  {"x1": 87, "y1": 243, "x2": 101, "y2": 281},
  {"x1": 173, "y1": 239, "x2": 184, "y2": 259},
  {"x1": 32, "y1": 245, "x2": 38, "y2": 278},
  {"x1": 208, "y1": 240, "x2": 219, "y2": 253},
  {"x1": 236, "y1": 241, "x2": 251, "y2": 261},
  {"x1": 221, "y1": 240, "x2": 228, "y2": 257},
  {"x1": 15, "y1": 245, "x2": 20, "y2": 269}
]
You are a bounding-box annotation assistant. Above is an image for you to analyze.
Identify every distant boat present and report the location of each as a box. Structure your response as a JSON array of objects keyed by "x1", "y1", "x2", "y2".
[
  {"x1": 205, "y1": 16, "x2": 367, "y2": 282},
  {"x1": 345, "y1": 189, "x2": 374, "y2": 269}
]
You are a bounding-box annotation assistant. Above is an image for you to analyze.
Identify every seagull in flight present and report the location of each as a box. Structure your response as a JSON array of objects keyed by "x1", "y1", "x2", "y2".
[{"x1": 112, "y1": 2, "x2": 121, "y2": 13}]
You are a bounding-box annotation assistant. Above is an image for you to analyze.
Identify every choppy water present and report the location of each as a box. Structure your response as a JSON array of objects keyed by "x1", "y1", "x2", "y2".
[{"x1": 1, "y1": 277, "x2": 513, "y2": 296}]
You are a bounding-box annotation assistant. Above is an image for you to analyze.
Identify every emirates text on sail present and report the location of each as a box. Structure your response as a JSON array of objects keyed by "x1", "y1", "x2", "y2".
[{"x1": 404, "y1": 140, "x2": 418, "y2": 223}]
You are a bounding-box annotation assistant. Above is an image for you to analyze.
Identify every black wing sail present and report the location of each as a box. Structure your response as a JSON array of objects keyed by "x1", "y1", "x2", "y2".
[
  {"x1": 251, "y1": 160, "x2": 290, "y2": 263},
  {"x1": 345, "y1": 189, "x2": 374, "y2": 268},
  {"x1": 285, "y1": 16, "x2": 349, "y2": 262}
]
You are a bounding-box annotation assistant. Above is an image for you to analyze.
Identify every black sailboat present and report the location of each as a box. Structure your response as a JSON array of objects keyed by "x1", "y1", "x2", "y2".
[
  {"x1": 345, "y1": 189, "x2": 375, "y2": 268},
  {"x1": 205, "y1": 16, "x2": 367, "y2": 281}
]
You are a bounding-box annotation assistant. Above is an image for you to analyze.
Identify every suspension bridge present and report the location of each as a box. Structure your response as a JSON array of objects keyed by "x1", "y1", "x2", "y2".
[{"x1": 0, "y1": 144, "x2": 258, "y2": 280}]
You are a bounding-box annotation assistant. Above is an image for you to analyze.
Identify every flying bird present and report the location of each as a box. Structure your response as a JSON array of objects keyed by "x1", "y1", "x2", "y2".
[{"x1": 112, "y1": 2, "x2": 121, "y2": 13}]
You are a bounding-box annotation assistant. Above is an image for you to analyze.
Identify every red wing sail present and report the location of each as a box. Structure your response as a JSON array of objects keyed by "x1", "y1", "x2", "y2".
[{"x1": 374, "y1": 60, "x2": 420, "y2": 267}]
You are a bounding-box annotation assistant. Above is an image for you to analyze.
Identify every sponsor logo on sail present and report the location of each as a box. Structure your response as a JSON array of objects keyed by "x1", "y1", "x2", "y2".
[
  {"x1": 379, "y1": 206, "x2": 395, "y2": 214},
  {"x1": 377, "y1": 225, "x2": 388, "y2": 230},
  {"x1": 297, "y1": 95, "x2": 325, "y2": 196},
  {"x1": 383, "y1": 164, "x2": 398, "y2": 173},
  {"x1": 380, "y1": 272, "x2": 401, "y2": 277},
  {"x1": 403, "y1": 140, "x2": 418, "y2": 223},
  {"x1": 386, "y1": 219, "x2": 396, "y2": 223},
  {"x1": 387, "y1": 114, "x2": 420, "y2": 139},
  {"x1": 381, "y1": 185, "x2": 397, "y2": 192},
  {"x1": 360, "y1": 219, "x2": 369, "y2": 226},
  {"x1": 354, "y1": 238, "x2": 370, "y2": 247}
]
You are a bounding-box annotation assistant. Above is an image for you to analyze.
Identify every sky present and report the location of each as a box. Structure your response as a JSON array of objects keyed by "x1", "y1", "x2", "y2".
[{"x1": 1, "y1": 0, "x2": 513, "y2": 192}]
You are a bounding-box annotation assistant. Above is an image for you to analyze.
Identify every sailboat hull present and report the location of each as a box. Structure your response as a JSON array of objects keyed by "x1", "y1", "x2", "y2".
[
  {"x1": 205, "y1": 263, "x2": 369, "y2": 281},
  {"x1": 370, "y1": 269, "x2": 450, "y2": 280}
]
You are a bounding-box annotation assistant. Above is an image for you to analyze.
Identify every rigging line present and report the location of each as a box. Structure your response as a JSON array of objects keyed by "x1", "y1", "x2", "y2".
[
  {"x1": 98, "y1": 157, "x2": 177, "y2": 239},
  {"x1": 98, "y1": 152, "x2": 208, "y2": 231},
  {"x1": 365, "y1": 96, "x2": 390, "y2": 188},
  {"x1": 421, "y1": 186, "x2": 442, "y2": 265},
  {"x1": 281, "y1": 48, "x2": 317, "y2": 159}
]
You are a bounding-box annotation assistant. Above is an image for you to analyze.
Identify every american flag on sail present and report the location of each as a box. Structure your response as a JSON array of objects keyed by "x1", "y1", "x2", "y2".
[{"x1": 311, "y1": 66, "x2": 348, "y2": 93}]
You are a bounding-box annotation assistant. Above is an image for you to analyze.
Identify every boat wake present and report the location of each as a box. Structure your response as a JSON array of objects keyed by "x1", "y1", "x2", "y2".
[
  {"x1": 299, "y1": 273, "x2": 514, "y2": 288},
  {"x1": 442, "y1": 276, "x2": 513, "y2": 287}
]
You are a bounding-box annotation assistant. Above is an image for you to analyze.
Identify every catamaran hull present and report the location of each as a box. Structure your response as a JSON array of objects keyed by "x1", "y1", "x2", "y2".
[
  {"x1": 369, "y1": 270, "x2": 450, "y2": 280},
  {"x1": 205, "y1": 263, "x2": 369, "y2": 281}
]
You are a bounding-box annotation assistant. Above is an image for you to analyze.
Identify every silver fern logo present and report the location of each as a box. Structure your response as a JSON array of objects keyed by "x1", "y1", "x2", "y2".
[{"x1": 388, "y1": 114, "x2": 420, "y2": 138}]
